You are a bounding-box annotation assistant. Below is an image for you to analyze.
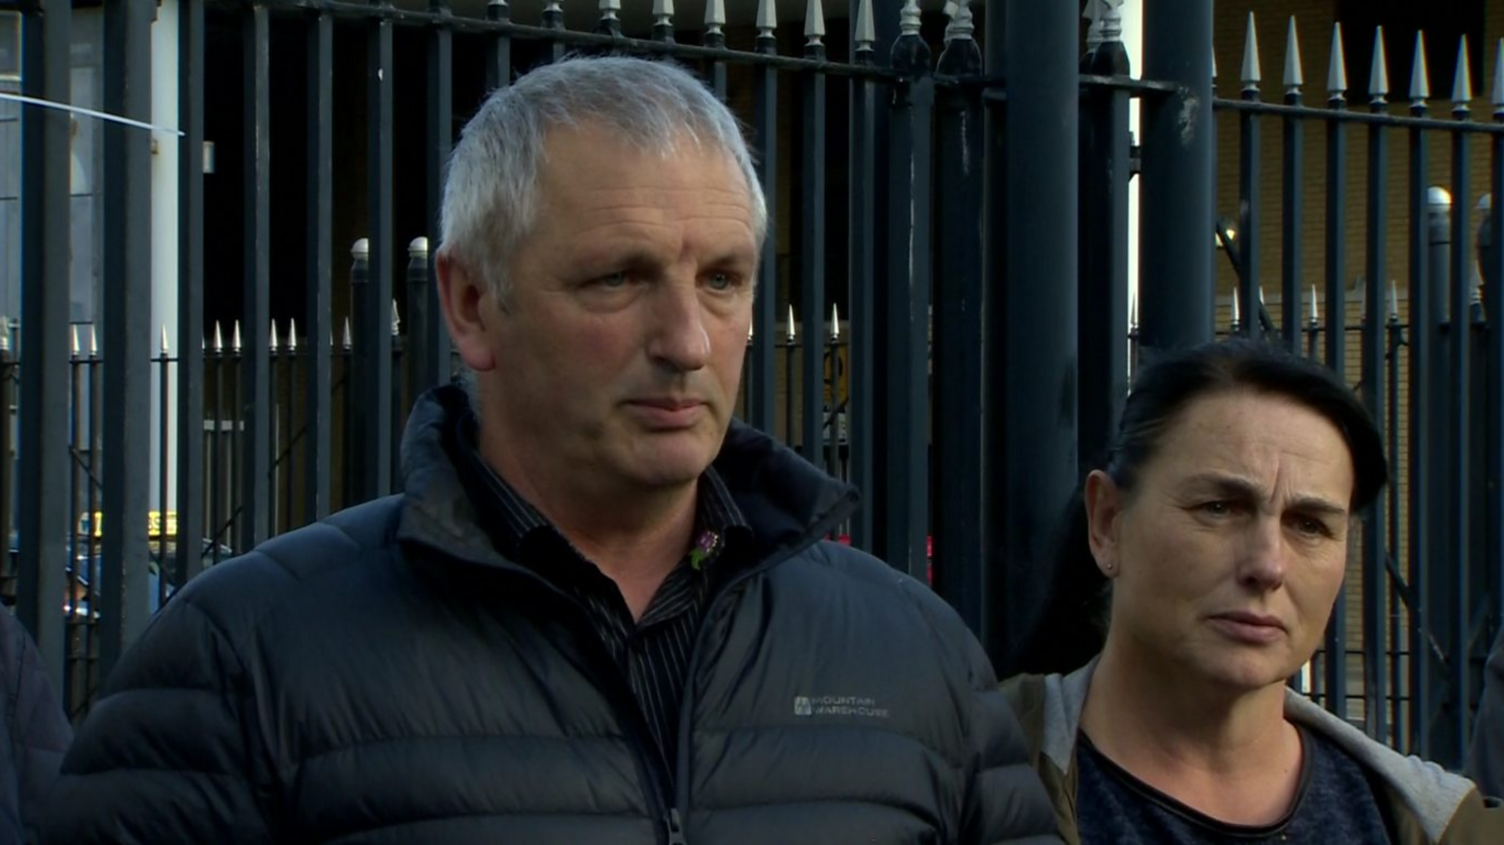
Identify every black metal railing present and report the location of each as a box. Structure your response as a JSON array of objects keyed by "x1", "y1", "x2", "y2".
[{"x1": 2, "y1": 0, "x2": 1503, "y2": 773}]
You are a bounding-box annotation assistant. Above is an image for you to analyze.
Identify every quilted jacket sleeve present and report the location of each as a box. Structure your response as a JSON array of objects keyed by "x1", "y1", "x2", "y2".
[
  {"x1": 0, "y1": 610, "x2": 72, "y2": 844},
  {"x1": 1468, "y1": 626, "x2": 1504, "y2": 799},
  {"x1": 957, "y1": 631, "x2": 1063, "y2": 845},
  {"x1": 38, "y1": 596, "x2": 273, "y2": 845}
]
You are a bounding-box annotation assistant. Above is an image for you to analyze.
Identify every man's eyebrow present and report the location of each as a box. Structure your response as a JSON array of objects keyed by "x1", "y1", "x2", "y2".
[{"x1": 1181, "y1": 472, "x2": 1348, "y2": 516}]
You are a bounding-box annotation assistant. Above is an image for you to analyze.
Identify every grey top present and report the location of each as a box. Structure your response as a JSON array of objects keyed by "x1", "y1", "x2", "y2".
[
  {"x1": 1468, "y1": 627, "x2": 1504, "y2": 799},
  {"x1": 1076, "y1": 725, "x2": 1393, "y2": 844}
]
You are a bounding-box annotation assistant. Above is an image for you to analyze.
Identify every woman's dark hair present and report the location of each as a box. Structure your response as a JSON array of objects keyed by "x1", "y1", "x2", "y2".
[{"x1": 1009, "y1": 338, "x2": 1389, "y2": 676}]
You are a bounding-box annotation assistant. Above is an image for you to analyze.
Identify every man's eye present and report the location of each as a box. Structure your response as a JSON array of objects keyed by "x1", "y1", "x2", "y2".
[
  {"x1": 597, "y1": 271, "x2": 629, "y2": 288},
  {"x1": 706, "y1": 272, "x2": 737, "y2": 291},
  {"x1": 1201, "y1": 501, "x2": 1229, "y2": 515},
  {"x1": 1291, "y1": 515, "x2": 1332, "y2": 538}
]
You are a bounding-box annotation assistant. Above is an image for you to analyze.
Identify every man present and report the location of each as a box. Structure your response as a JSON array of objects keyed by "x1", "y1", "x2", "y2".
[
  {"x1": 41, "y1": 57, "x2": 1058, "y2": 844},
  {"x1": 1470, "y1": 628, "x2": 1504, "y2": 798}
]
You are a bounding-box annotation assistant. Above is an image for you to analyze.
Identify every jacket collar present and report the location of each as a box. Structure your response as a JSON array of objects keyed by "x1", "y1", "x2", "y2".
[
  {"x1": 1037, "y1": 658, "x2": 1476, "y2": 841},
  {"x1": 394, "y1": 385, "x2": 858, "y2": 574}
]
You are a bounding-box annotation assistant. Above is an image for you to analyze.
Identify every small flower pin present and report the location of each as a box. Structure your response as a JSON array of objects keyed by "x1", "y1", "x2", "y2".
[{"x1": 689, "y1": 529, "x2": 720, "y2": 571}]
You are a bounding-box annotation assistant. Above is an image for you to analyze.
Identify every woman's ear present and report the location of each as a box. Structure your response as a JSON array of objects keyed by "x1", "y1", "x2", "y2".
[{"x1": 1083, "y1": 470, "x2": 1124, "y2": 578}]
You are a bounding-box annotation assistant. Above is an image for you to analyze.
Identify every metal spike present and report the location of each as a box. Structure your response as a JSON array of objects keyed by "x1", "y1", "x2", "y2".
[
  {"x1": 1389, "y1": 279, "x2": 1400, "y2": 321},
  {"x1": 342, "y1": 317, "x2": 352, "y2": 350},
  {"x1": 653, "y1": 0, "x2": 672, "y2": 20},
  {"x1": 899, "y1": 0, "x2": 922, "y2": 38},
  {"x1": 747, "y1": 319, "x2": 753, "y2": 342},
  {"x1": 1129, "y1": 287, "x2": 1139, "y2": 329},
  {"x1": 1493, "y1": 39, "x2": 1504, "y2": 111},
  {"x1": 70, "y1": 324, "x2": 79, "y2": 358},
  {"x1": 1241, "y1": 12, "x2": 1262, "y2": 91},
  {"x1": 232, "y1": 320, "x2": 242, "y2": 354},
  {"x1": 1258, "y1": 286, "x2": 1266, "y2": 306},
  {"x1": 786, "y1": 304, "x2": 796, "y2": 341},
  {"x1": 944, "y1": 0, "x2": 974, "y2": 44},
  {"x1": 1310, "y1": 285, "x2": 1320, "y2": 325},
  {"x1": 351, "y1": 237, "x2": 370, "y2": 261},
  {"x1": 1369, "y1": 26, "x2": 1388, "y2": 102},
  {"x1": 1212, "y1": 41, "x2": 1218, "y2": 86},
  {"x1": 408, "y1": 236, "x2": 428, "y2": 258},
  {"x1": 161, "y1": 324, "x2": 169, "y2": 355},
  {"x1": 756, "y1": 0, "x2": 777, "y2": 37},
  {"x1": 212, "y1": 321, "x2": 223, "y2": 353},
  {"x1": 704, "y1": 0, "x2": 725, "y2": 36},
  {"x1": 0, "y1": 318, "x2": 7, "y2": 354},
  {"x1": 1454, "y1": 35, "x2": 1473, "y2": 107},
  {"x1": 89, "y1": 325, "x2": 98, "y2": 358},
  {"x1": 270, "y1": 322, "x2": 279, "y2": 352},
  {"x1": 1083, "y1": 0, "x2": 1105, "y2": 51},
  {"x1": 599, "y1": 0, "x2": 620, "y2": 22},
  {"x1": 1411, "y1": 31, "x2": 1431, "y2": 106},
  {"x1": 854, "y1": 0, "x2": 875, "y2": 52},
  {"x1": 831, "y1": 302, "x2": 841, "y2": 340},
  {"x1": 1284, "y1": 17, "x2": 1304, "y2": 94},
  {"x1": 288, "y1": 318, "x2": 299, "y2": 352},
  {"x1": 392, "y1": 298, "x2": 402, "y2": 337},
  {"x1": 1327, "y1": 23, "x2": 1348, "y2": 98},
  {"x1": 804, "y1": 0, "x2": 824, "y2": 44},
  {"x1": 1231, "y1": 291, "x2": 1241, "y2": 327}
]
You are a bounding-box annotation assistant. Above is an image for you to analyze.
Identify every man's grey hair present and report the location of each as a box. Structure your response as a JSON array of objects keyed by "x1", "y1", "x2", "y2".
[{"x1": 439, "y1": 56, "x2": 768, "y2": 305}]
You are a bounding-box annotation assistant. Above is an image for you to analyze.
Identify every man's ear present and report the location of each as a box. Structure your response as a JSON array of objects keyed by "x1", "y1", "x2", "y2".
[
  {"x1": 436, "y1": 250, "x2": 497, "y2": 373},
  {"x1": 1083, "y1": 470, "x2": 1124, "y2": 578}
]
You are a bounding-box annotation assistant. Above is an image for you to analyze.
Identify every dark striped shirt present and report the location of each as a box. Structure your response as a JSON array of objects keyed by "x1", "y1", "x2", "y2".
[{"x1": 449, "y1": 413, "x2": 750, "y2": 779}]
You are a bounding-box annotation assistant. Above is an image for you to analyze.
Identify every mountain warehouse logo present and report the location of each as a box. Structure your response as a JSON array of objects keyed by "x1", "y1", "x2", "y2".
[{"x1": 793, "y1": 694, "x2": 890, "y2": 719}]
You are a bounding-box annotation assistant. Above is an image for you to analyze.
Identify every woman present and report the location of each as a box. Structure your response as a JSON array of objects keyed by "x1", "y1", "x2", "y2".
[{"x1": 1004, "y1": 339, "x2": 1502, "y2": 844}]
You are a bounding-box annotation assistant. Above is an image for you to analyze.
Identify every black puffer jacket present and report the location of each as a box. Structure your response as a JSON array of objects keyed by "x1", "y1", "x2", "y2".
[
  {"x1": 42, "y1": 387, "x2": 1059, "y2": 845},
  {"x1": 0, "y1": 610, "x2": 71, "y2": 844}
]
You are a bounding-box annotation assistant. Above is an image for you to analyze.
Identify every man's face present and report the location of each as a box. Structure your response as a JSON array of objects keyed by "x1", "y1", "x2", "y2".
[{"x1": 457, "y1": 124, "x2": 758, "y2": 497}]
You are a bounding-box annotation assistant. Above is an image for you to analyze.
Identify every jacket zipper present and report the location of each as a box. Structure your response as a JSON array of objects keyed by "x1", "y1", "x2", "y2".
[{"x1": 668, "y1": 498, "x2": 857, "y2": 845}]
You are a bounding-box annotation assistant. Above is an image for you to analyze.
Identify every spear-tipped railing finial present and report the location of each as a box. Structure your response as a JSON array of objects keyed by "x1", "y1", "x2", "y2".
[
  {"x1": 1492, "y1": 39, "x2": 1504, "y2": 116},
  {"x1": 652, "y1": 0, "x2": 674, "y2": 42},
  {"x1": 289, "y1": 318, "x2": 299, "y2": 352},
  {"x1": 1454, "y1": 35, "x2": 1474, "y2": 111},
  {"x1": 804, "y1": 0, "x2": 825, "y2": 55},
  {"x1": 1411, "y1": 30, "x2": 1431, "y2": 109},
  {"x1": 342, "y1": 317, "x2": 352, "y2": 350},
  {"x1": 944, "y1": 0, "x2": 974, "y2": 45},
  {"x1": 705, "y1": 0, "x2": 726, "y2": 45},
  {"x1": 1283, "y1": 16, "x2": 1304, "y2": 97},
  {"x1": 1241, "y1": 12, "x2": 1262, "y2": 95},
  {"x1": 786, "y1": 304, "x2": 797, "y2": 342},
  {"x1": 161, "y1": 324, "x2": 170, "y2": 355},
  {"x1": 269, "y1": 322, "x2": 279, "y2": 353},
  {"x1": 1369, "y1": 26, "x2": 1389, "y2": 105},
  {"x1": 1328, "y1": 22, "x2": 1348, "y2": 101},
  {"x1": 854, "y1": 0, "x2": 875, "y2": 59},
  {"x1": 212, "y1": 321, "x2": 223, "y2": 354},
  {"x1": 831, "y1": 302, "x2": 841, "y2": 341},
  {"x1": 232, "y1": 320, "x2": 243, "y2": 354},
  {"x1": 757, "y1": 0, "x2": 778, "y2": 45}
]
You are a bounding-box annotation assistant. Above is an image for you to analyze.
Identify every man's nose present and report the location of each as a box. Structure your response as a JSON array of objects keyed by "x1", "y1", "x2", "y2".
[
  {"x1": 1238, "y1": 516, "x2": 1289, "y2": 592},
  {"x1": 647, "y1": 281, "x2": 711, "y2": 373}
]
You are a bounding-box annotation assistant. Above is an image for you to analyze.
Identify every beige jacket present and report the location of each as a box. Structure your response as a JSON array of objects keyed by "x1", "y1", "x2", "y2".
[{"x1": 1002, "y1": 659, "x2": 1504, "y2": 844}]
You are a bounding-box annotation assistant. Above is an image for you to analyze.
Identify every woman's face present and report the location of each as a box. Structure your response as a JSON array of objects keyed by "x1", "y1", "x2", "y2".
[{"x1": 1085, "y1": 390, "x2": 1356, "y2": 692}]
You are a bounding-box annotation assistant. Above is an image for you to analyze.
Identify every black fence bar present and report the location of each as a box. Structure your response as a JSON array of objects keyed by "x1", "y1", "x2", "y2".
[
  {"x1": 703, "y1": 2, "x2": 727, "y2": 98},
  {"x1": 846, "y1": 21, "x2": 876, "y2": 552},
  {"x1": 423, "y1": 0, "x2": 455, "y2": 394},
  {"x1": 1361, "y1": 54, "x2": 1389, "y2": 740},
  {"x1": 240, "y1": 2, "x2": 271, "y2": 552},
  {"x1": 14, "y1": 0, "x2": 71, "y2": 688},
  {"x1": 1322, "y1": 62, "x2": 1350, "y2": 717},
  {"x1": 177, "y1": 0, "x2": 207, "y2": 582},
  {"x1": 542, "y1": 1, "x2": 565, "y2": 63},
  {"x1": 99, "y1": 0, "x2": 155, "y2": 675},
  {"x1": 748, "y1": 24, "x2": 777, "y2": 434},
  {"x1": 1490, "y1": 95, "x2": 1504, "y2": 654},
  {"x1": 406, "y1": 240, "x2": 431, "y2": 422},
  {"x1": 1280, "y1": 28, "x2": 1304, "y2": 351},
  {"x1": 799, "y1": 47, "x2": 826, "y2": 468},
  {"x1": 980, "y1": 0, "x2": 1006, "y2": 658},
  {"x1": 1137, "y1": 0, "x2": 1212, "y2": 351},
  {"x1": 884, "y1": 19, "x2": 931, "y2": 583},
  {"x1": 1386, "y1": 303, "x2": 1404, "y2": 748},
  {"x1": 484, "y1": 0, "x2": 507, "y2": 91},
  {"x1": 1424, "y1": 188, "x2": 1453, "y2": 759},
  {"x1": 1451, "y1": 71, "x2": 1475, "y2": 761},
  {"x1": 1406, "y1": 103, "x2": 1429, "y2": 751},
  {"x1": 364, "y1": 2, "x2": 396, "y2": 498},
  {"x1": 1237, "y1": 32, "x2": 1260, "y2": 337},
  {"x1": 995, "y1": 0, "x2": 1077, "y2": 670},
  {"x1": 1078, "y1": 31, "x2": 1130, "y2": 475},
  {"x1": 305, "y1": 8, "x2": 334, "y2": 523},
  {"x1": 933, "y1": 19, "x2": 983, "y2": 633}
]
